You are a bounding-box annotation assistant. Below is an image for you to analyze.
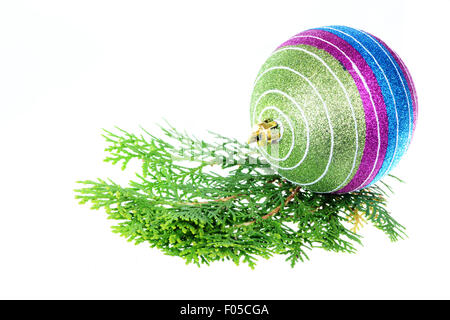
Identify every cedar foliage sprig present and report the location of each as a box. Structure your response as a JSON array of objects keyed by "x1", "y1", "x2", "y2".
[{"x1": 75, "y1": 125, "x2": 406, "y2": 268}]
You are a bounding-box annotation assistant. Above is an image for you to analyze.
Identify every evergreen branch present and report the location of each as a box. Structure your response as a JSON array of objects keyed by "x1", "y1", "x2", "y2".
[
  {"x1": 75, "y1": 126, "x2": 406, "y2": 268},
  {"x1": 237, "y1": 186, "x2": 301, "y2": 227}
]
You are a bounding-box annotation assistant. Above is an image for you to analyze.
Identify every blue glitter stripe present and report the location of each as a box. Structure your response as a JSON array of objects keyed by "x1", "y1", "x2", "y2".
[
  {"x1": 315, "y1": 25, "x2": 412, "y2": 186},
  {"x1": 364, "y1": 31, "x2": 415, "y2": 149}
]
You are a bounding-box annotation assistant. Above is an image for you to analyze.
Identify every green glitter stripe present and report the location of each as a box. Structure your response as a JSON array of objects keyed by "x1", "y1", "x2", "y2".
[
  {"x1": 255, "y1": 94, "x2": 307, "y2": 166},
  {"x1": 252, "y1": 70, "x2": 331, "y2": 183},
  {"x1": 250, "y1": 45, "x2": 366, "y2": 192}
]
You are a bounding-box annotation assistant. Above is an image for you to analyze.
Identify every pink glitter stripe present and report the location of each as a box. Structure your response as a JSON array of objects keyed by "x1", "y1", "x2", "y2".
[
  {"x1": 370, "y1": 34, "x2": 418, "y2": 136},
  {"x1": 277, "y1": 29, "x2": 389, "y2": 193}
]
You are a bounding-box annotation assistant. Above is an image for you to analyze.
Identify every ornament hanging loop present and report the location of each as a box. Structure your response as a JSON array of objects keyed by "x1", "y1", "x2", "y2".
[{"x1": 248, "y1": 120, "x2": 281, "y2": 146}]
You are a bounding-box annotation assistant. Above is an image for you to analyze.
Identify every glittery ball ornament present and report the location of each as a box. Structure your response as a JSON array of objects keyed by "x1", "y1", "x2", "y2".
[{"x1": 250, "y1": 26, "x2": 417, "y2": 193}]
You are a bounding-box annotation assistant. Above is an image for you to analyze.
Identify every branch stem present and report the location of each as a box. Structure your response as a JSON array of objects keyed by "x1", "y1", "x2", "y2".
[
  {"x1": 237, "y1": 186, "x2": 301, "y2": 227},
  {"x1": 186, "y1": 194, "x2": 243, "y2": 205}
]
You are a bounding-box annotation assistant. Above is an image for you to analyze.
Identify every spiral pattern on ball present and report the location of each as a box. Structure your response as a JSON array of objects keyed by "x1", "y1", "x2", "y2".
[{"x1": 250, "y1": 26, "x2": 417, "y2": 193}]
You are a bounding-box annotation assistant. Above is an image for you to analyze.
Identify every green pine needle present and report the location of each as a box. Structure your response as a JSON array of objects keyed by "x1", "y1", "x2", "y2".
[{"x1": 75, "y1": 125, "x2": 406, "y2": 268}]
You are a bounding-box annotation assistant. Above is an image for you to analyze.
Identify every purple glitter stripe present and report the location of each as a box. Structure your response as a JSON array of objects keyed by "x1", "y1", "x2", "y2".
[
  {"x1": 370, "y1": 34, "x2": 418, "y2": 135},
  {"x1": 277, "y1": 29, "x2": 389, "y2": 193}
]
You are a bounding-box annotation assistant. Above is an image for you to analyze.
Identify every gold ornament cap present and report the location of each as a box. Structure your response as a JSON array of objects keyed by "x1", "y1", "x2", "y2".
[{"x1": 248, "y1": 120, "x2": 280, "y2": 146}]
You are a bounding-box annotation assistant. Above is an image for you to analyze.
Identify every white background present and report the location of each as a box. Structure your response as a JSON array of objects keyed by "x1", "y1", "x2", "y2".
[{"x1": 1, "y1": 0, "x2": 449, "y2": 299}]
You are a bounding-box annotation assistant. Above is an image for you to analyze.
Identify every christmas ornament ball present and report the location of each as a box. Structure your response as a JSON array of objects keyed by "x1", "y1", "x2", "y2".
[{"x1": 250, "y1": 26, "x2": 418, "y2": 193}]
